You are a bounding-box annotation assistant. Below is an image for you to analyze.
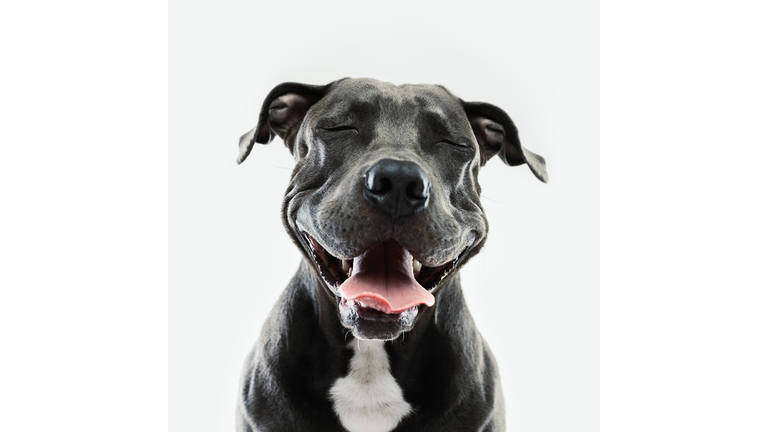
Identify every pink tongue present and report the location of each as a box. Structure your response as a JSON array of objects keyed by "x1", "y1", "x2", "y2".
[{"x1": 339, "y1": 239, "x2": 435, "y2": 314}]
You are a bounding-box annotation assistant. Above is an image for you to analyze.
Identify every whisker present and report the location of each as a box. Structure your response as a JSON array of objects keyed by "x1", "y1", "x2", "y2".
[{"x1": 480, "y1": 194, "x2": 513, "y2": 205}]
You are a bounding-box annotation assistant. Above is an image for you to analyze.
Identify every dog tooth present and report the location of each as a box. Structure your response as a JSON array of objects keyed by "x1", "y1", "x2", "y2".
[
  {"x1": 412, "y1": 258, "x2": 422, "y2": 277},
  {"x1": 340, "y1": 259, "x2": 351, "y2": 276}
]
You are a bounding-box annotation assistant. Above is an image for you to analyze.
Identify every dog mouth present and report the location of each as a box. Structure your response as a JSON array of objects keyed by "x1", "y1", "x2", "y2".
[{"x1": 301, "y1": 232, "x2": 470, "y2": 318}]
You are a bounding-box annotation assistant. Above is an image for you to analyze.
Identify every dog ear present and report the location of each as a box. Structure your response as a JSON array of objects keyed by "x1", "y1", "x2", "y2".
[
  {"x1": 238, "y1": 82, "x2": 329, "y2": 164},
  {"x1": 463, "y1": 101, "x2": 548, "y2": 183}
]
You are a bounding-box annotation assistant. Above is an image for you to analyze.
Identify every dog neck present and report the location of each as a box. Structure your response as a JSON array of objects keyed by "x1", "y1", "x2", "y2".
[
  {"x1": 329, "y1": 339, "x2": 412, "y2": 432},
  {"x1": 273, "y1": 259, "x2": 483, "y2": 429}
]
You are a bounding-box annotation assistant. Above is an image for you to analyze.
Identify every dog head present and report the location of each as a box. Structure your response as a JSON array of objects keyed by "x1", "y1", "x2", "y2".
[{"x1": 239, "y1": 78, "x2": 547, "y2": 340}]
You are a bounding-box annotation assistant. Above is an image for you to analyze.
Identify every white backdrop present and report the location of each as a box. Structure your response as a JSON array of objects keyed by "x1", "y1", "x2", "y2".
[
  {"x1": 2, "y1": 1, "x2": 765, "y2": 432},
  {"x1": 170, "y1": 1, "x2": 598, "y2": 431}
]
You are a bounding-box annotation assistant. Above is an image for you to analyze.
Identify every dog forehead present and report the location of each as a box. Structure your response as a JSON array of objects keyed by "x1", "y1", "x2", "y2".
[{"x1": 321, "y1": 78, "x2": 463, "y2": 119}]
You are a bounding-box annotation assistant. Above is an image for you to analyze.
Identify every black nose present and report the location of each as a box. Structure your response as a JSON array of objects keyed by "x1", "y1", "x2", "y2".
[{"x1": 363, "y1": 158, "x2": 430, "y2": 218}]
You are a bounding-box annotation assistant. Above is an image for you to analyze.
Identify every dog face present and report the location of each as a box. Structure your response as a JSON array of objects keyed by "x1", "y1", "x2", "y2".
[{"x1": 239, "y1": 78, "x2": 547, "y2": 340}]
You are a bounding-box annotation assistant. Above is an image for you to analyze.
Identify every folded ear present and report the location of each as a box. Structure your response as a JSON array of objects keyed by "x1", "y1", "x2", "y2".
[
  {"x1": 237, "y1": 82, "x2": 329, "y2": 164},
  {"x1": 463, "y1": 101, "x2": 548, "y2": 183}
]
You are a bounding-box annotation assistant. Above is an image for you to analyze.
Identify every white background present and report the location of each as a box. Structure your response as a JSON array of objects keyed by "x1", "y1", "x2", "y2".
[
  {"x1": 1, "y1": 1, "x2": 766, "y2": 432},
  {"x1": 170, "y1": 0, "x2": 597, "y2": 431}
]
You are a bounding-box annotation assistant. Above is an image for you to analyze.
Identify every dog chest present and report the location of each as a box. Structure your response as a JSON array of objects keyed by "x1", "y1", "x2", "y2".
[{"x1": 329, "y1": 340, "x2": 412, "y2": 432}]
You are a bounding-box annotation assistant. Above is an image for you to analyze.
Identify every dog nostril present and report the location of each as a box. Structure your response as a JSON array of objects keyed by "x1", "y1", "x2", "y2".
[
  {"x1": 363, "y1": 158, "x2": 430, "y2": 217},
  {"x1": 366, "y1": 174, "x2": 392, "y2": 195},
  {"x1": 406, "y1": 180, "x2": 427, "y2": 200}
]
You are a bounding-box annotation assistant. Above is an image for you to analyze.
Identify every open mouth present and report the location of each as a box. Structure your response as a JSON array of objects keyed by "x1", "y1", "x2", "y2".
[{"x1": 301, "y1": 231, "x2": 469, "y2": 319}]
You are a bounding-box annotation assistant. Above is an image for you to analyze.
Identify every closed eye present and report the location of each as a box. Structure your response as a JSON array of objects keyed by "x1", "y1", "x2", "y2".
[
  {"x1": 320, "y1": 125, "x2": 358, "y2": 133},
  {"x1": 440, "y1": 139, "x2": 468, "y2": 148}
]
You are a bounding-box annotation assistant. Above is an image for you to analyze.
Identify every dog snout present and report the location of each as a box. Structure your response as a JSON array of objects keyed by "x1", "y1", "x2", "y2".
[{"x1": 363, "y1": 158, "x2": 430, "y2": 218}]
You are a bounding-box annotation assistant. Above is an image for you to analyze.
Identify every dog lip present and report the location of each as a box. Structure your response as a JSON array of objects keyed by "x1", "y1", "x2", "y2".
[
  {"x1": 340, "y1": 297, "x2": 418, "y2": 322},
  {"x1": 297, "y1": 221, "x2": 470, "y2": 267},
  {"x1": 299, "y1": 227, "x2": 472, "y2": 299},
  {"x1": 296, "y1": 219, "x2": 476, "y2": 301}
]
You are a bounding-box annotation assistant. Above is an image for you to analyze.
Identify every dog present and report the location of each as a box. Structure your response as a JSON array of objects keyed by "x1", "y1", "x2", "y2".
[{"x1": 236, "y1": 78, "x2": 547, "y2": 432}]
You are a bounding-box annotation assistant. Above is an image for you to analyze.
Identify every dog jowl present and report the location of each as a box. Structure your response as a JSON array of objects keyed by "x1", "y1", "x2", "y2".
[{"x1": 236, "y1": 78, "x2": 547, "y2": 432}]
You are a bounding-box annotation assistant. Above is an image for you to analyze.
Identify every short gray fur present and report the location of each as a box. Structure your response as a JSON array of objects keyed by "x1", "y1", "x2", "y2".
[{"x1": 236, "y1": 78, "x2": 547, "y2": 432}]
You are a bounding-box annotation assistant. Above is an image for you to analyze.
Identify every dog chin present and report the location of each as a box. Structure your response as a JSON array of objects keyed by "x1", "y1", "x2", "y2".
[{"x1": 338, "y1": 299, "x2": 419, "y2": 341}]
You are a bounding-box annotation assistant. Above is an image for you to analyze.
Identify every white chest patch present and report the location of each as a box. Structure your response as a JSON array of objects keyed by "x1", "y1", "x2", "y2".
[{"x1": 329, "y1": 340, "x2": 412, "y2": 432}]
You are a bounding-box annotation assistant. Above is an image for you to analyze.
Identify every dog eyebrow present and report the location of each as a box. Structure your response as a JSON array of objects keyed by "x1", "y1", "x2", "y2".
[
  {"x1": 319, "y1": 98, "x2": 382, "y2": 123},
  {"x1": 416, "y1": 109, "x2": 467, "y2": 141}
]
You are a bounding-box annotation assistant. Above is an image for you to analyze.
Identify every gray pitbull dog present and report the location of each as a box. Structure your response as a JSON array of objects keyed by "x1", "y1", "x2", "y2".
[{"x1": 236, "y1": 78, "x2": 547, "y2": 432}]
